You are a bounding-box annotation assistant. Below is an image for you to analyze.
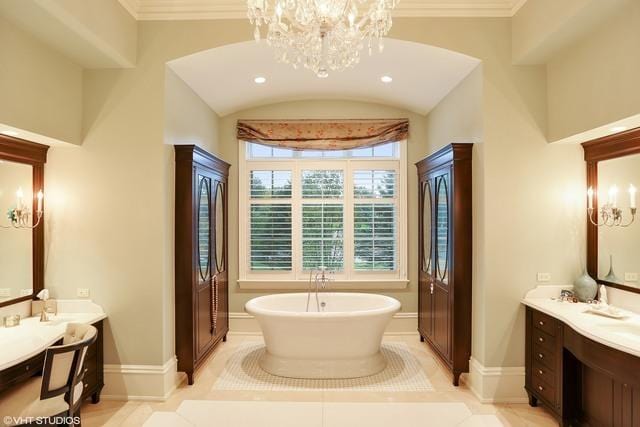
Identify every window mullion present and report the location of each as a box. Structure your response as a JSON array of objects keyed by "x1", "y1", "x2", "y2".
[
  {"x1": 292, "y1": 162, "x2": 302, "y2": 280},
  {"x1": 344, "y1": 160, "x2": 355, "y2": 279}
]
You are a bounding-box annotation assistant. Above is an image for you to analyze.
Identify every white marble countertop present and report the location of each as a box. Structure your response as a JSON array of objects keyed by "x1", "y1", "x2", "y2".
[
  {"x1": 522, "y1": 286, "x2": 640, "y2": 358},
  {"x1": 0, "y1": 300, "x2": 106, "y2": 371}
]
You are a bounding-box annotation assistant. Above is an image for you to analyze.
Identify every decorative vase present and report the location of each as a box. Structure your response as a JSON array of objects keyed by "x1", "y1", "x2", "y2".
[
  {"x1": 574, "y1": 269, "x2": 597, "y2": 302},
  {"x1": 604, "y1": 254, "x2": 621, "y2": 284}
]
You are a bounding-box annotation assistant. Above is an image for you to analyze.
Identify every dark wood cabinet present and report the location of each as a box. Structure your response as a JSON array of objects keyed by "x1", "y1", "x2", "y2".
[
  {"x1": 525, "y1": 305, "x2": 640, "y2": 426},
  {"x1": 416, "y1": 143, "x2": 473, "y2": 386},
  {"x1": 175, "y1": 145, "x2": 229, "y2": 385}
]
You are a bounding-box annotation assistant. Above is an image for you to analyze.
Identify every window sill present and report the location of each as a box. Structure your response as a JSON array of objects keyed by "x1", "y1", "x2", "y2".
[{"x1": 237, "y1": 279, "x2": 409, "y2": 291}]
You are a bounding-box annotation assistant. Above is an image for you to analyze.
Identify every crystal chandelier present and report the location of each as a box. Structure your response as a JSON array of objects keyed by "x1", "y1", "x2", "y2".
[{"x1": 247, "y1": 0, "x2": 398, "y2": 77}]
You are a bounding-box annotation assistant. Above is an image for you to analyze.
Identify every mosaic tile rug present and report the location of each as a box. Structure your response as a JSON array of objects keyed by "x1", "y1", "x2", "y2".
[{"x1": 213, "y1": 341, "x2": 433, "y2": 392}]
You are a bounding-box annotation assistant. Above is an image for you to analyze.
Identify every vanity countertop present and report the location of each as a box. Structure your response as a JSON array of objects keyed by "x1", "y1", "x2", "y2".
[
  {"x1": 0, "y1": 299, "x2": 106, "y2": 371},
  {"x1": 522, "y1": 289, "x2": 640, "y2": 359}
]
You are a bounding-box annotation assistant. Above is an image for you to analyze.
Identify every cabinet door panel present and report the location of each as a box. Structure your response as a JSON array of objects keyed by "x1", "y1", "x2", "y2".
[
  {"x1": 196, "y1": 285, "x2": 213, "y2": 357},
  {"x1": 433, "y1": 285, "x2": 449, "y2": 357}
]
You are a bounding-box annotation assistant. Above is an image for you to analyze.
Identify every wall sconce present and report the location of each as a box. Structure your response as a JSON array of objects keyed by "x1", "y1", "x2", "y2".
[
  {"x1": 587, "y1": 185, "x2": 636, "y2": 227},
  {"x1": 1, "y1": 188, "x2": 43, "y2": 229}
]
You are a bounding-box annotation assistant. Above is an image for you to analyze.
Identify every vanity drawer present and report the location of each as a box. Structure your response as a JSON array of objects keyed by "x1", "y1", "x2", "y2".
[
  {"x1": 532, "y1": 376, "x2": 556, "y2": 406},
  {"x1": 532, "y1": 360, "x2": 556, "y2": 386},
  {"x1": 532, "y1": 310, "x2": 558, "y2": 337},
  {"x1": 0, "y1": 353, "x2": 45, "y2": 393},
  {"x1": 532, "y1": 328, "x2": 555, "y2": 352},
  {"x1": 533, "y1": 343, "x2": 556, "y2": 370}
]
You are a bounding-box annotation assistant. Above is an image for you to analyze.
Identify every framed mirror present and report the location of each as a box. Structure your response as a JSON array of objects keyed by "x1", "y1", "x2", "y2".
[
  {"x1": 0, "y1": 135, "x2": 48, "y2": 307},
  {"x1": 422, "y1": 181, "x2": 432, "y2": 274},
  {"x1": 197, "y1": 175, "x2": 211, "y2": 281},
  {"x1": 214, "y1": 181, "x2": 225, "y2": 273},
  {"x1": 584, "y1": 127, "x2": 640, "y2": 293}
]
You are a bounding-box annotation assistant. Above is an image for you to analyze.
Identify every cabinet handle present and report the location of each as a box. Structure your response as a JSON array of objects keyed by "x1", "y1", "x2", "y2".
[
  {"x1": 538, "y1": 385, "x2": 544, "y2": 391},
  {"x1": 538, "y1": 353, "x2": 544, "y2": 359},
  {"x1": 538, "y1": 337, "x2": 544, "y2": 343},
  {"x1": 25, "y1": 365, "x2": 29, "y2": 371},
  {"x1": 430, "y1": 283, "x2": 434, "y2": 295},
  {"x1": 538, "y1": 369, "x2": 543, "y2": 375},
  {"x1": 538, "y1": 321, "x2": 545, "y2": 326}
]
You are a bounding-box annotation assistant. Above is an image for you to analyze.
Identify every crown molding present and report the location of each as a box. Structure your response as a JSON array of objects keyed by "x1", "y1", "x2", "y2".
[{"x1": 118, "y1": 0, "x2": 527, "y2": 21}]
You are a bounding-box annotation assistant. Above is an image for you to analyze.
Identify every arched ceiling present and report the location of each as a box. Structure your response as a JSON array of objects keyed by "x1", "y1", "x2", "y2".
[{"x1": 167, "y1": 39, "x2": 481, "y2": 116}]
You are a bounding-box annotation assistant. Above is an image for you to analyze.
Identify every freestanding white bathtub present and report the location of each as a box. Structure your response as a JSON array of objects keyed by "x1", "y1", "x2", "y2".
[{"x1": 245, "y1": 292, "x2": 401, "y2": 379}]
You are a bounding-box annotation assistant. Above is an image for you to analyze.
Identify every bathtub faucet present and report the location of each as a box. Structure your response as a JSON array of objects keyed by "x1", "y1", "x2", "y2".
[{"x1": 306, "y1": 266, "x2": 331, "y2": 312}]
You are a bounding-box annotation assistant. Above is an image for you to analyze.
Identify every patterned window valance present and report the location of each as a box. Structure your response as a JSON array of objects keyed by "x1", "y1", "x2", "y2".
[{"x1": 236, "y1": 119, "x2": 409, "y2": 151}]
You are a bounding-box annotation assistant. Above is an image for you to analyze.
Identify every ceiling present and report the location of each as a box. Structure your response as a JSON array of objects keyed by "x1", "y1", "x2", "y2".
[
  {"x1": 120, "y1": 0, "x2": 528, "y2": 20},
  {"x1": 167, "y1": 39, "x2": 480, "y2": 116}
]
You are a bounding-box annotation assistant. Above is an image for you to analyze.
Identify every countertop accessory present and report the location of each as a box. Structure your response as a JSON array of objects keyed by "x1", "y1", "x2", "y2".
[
  {"x1": 599, "y1": 285, "x2": 608, "y2": 304},
  {"x1": 3, "y1": 314, "x2": 21, "y2": 327},
  {"x1": 574, "y1": 269, "x2": 597, "y2": 302},
  {"x1": 584, "y1": 304, "x2": 628, "y2": 319}
]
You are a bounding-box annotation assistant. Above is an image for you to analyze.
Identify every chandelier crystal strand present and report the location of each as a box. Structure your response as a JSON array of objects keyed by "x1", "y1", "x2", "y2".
[{"x1": 247, "y1": 0, "x2": 397, "y2": 77}]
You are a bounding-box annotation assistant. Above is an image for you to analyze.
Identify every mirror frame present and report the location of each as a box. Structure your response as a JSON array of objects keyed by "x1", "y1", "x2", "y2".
[
  {"x1": 0, "y1": 134, "x2": 49, "y2": 307},
  {"x1": 583, "y1": 126, "x2": 640, "y2": 294}
]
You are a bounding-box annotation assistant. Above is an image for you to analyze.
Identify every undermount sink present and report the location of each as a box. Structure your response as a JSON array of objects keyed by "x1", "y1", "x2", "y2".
[{"x1": 597, "y1": 323, "x2": 640, "y2": 342}]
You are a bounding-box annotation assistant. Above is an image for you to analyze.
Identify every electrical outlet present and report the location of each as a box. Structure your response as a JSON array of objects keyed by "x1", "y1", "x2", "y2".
[
  {"x1": 625, "y1": 272, "x2": 639, "y2": 282},
  {"x1": 77, "y1": 288, "x2": 90, "y2": 298},
  {"x1": 537, "y1": 273, "x2": 551, "y2": 283},
  {"x1": 0, "y1": 288, "x2": 11, "y2": 297}
]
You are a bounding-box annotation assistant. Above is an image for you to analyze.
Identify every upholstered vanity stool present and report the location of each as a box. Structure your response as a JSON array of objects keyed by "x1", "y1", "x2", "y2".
[{"x1": 0, "y1": 324, "x2": 97, "y2": 427}]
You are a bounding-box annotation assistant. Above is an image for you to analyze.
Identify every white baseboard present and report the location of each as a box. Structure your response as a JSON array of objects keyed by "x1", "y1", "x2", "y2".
[
  {"x1": 463, "y1": 357, "x2": 528, "y2": 404},
  {"x1": 229, "y1": 311, "x2": 418, "y2": 336},
  {"x1": 102, "y1": 356, "x2": 185, "y2": 401}
]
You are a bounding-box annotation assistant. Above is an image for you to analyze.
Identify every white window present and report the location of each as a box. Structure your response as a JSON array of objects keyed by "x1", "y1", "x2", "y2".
[{"x1": 239, "y1": 141, "x2": 408, "y2": 289}]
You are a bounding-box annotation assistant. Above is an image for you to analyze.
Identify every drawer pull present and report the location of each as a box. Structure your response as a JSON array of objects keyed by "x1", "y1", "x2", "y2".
[
  {"x1": 538, "y1": 337, "x2": 544, "y2": 343},
  {"x1": 538, "y1": 321, "x2": 545, "y2": 326},
  {"x1": 538, "y1": 385, "x2": 544, "y2": 391},
  {"x1": 538, "y1": 369, "x2": 543, "y2": 375},
  {"x1": 538, "y1": 353, "x2": 544, "y2": 359},
  {"x1": 25, "y1": 365, "x2": 29, "y2": 371},
  {"x1": 84, "y1": 383, "x2": 88, "y2": 389}
]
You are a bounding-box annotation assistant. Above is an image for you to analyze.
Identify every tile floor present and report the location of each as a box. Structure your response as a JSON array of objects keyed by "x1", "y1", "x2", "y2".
[{"x1": 82, "y1": 334, "x2": 559, "y2": 426}]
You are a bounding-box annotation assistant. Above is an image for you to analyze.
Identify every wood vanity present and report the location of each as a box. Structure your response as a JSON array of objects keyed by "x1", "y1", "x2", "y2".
[
  {"x1": 524, "y1": 127, "x2": 640, "y2": 426},
  {"x1": 0, "y1": 319, "x2": 105, "y2": 403},
  {"x1": 0, "y1": 135, "x2": 106, "y2": 406},
  {"x1": 524, "y1": 303, "x2": 640, "y2": 426}
]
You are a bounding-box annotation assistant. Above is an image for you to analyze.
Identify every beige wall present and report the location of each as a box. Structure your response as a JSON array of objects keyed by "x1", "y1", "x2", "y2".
[
  {"x1": 0, "y1": 16, "x2": 83, "y2": 145},
  {"x1": 4, "y1": 16, "x2": 588, "y2": 371},
  {"x1": 0, "y1": 0, "x2": 137, "y2": 68},
  {"x1": 218, "y1": 100, "x2": 427, "y2": 313},
  {"x1": 0, "y1": 161, "x2": 33, "y2": 300},
  {"x1": 546, "y1": 0, "x2": 640, "y2": 142},
  {"x1": 512, "y1": 0, "x2": 624, "y2": 65}
]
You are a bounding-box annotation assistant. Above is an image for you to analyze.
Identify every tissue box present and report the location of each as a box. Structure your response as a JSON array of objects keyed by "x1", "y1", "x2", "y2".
[{"x1": 32, "y1": 300, "x2": 57, "y2": 316}]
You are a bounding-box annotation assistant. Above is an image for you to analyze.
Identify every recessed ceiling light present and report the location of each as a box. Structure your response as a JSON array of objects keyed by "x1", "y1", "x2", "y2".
[
  {"x1": 609, "y1": 126, "x2": 627, "y2": 133},
  {"x1": 381, "y1": 75, "x2": 393, "y2": 83},
  {"x1": 254, "y1": 76, "x2": 267, "y2": 84},
  {"x1": 0, "y1": 130, "x2": 19, "y2": 137}
]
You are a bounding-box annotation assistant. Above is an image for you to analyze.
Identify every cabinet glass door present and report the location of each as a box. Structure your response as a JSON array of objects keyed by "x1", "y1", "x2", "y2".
[
  {"x1": 214, "y1": 181, "x2": 225, "y2": 273},
  {"x1": 422, "y1": 180, "x2": 433, "y2": 274},
  {"x1": 435, "y1": 173, "x2": 449, "y2": 285},
  {"x1": 197, "y1": 175, "x2": 212, "y2": 281}
]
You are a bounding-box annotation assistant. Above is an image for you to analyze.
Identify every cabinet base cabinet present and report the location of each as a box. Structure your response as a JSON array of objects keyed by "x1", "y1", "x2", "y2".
[
  {"x1": 525, "y1": 306, "x2": 640, "y2": 426},
  {"x1": 416, "y1": 144, "x2": 473, "y2": 387},
  {"x1": 175, "y1": 145, "x2": 230, "y2": 385}
]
